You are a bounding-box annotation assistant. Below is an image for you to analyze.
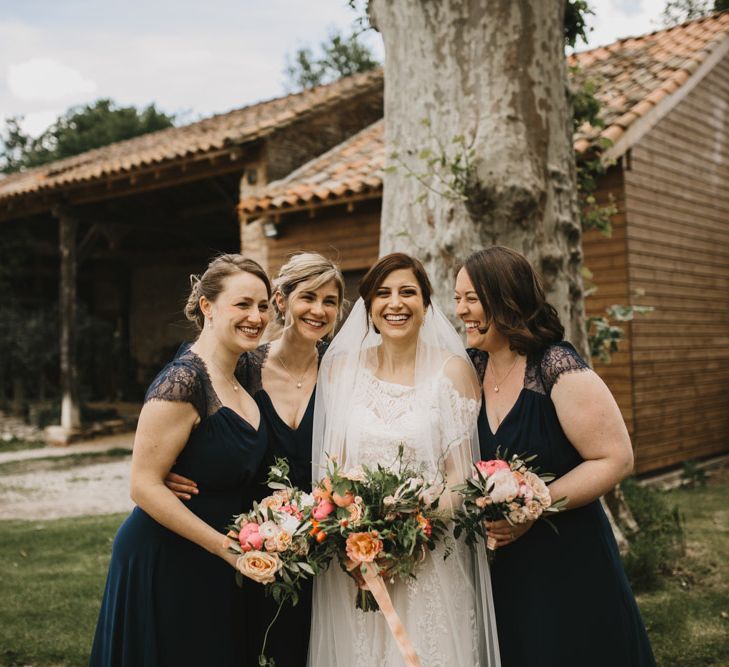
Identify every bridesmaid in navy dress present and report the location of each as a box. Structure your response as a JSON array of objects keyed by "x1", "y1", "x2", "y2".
[
  {"x1": 167, "y1": 253, "x2": 345, "y2": 667},
  {"x1": 90, "y1": 255, "x2": 272, "y2": 667},
  {"x1": 454, "y1": 246, "x2": 655, "y2": 667}
]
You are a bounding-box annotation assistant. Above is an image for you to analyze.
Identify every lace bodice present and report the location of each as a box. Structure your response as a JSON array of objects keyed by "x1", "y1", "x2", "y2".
[
  {"x1": 345, "y1": 367, "x2": 480, "y2": 477},
  {"x1": 144, "y1": 345, "x2": 219, "y2": 418},
  {"x1": 468, "y1": 342, "x2": 589, "y2": 396}
]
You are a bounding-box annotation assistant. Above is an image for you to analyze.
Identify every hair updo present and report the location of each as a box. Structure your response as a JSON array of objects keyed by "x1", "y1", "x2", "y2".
[
  {"x1": 184, "y1": 254, "x2": 271, "y2": 330},
  {"x1": 271, "y1": 252, "x2": 345, "y2": 326}
]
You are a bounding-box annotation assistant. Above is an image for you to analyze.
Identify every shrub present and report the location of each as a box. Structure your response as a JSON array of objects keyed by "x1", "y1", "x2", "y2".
[{"x1": 621, "y1": 478, "x2": 684, "y2": 592}]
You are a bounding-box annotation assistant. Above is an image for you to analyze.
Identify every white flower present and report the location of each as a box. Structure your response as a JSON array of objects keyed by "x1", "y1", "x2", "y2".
[
  {"x1": 383, "y1": 495, "x2": 396, "y2": 507},
  {"x1": 341, "y1": 466, "x2": 367, "y2": 482},
  {"x1": 278, "y1": 512, "x2": 301, "y2": 535},
  {"x1": 419, "y1": 482, "x2": 444, "y2": 507},
  {"x1": 488, "y1": 469, "x2": 520, "y2": 504},
  {"x1": 258, "y1": 520, "x2": 280, "y2": 539},
  {"x1": 299, "y1": 492, "x2": 316, "y2": 508}
]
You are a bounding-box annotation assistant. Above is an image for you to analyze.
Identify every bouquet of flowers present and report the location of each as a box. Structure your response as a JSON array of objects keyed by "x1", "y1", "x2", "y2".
[
  {"x1": 225, "y1": 459, "x2": 324, "y2": 666},
  {"x1": 309, "y1": 445, "x2": 451, "y2": 612},
  {"x1": 453, "y1": 450, "x2": 567, "y2": 558}
]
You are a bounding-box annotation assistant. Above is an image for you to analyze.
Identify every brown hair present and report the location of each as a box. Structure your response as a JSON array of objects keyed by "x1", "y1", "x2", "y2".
[
  {"x1": 359, "y1": 253, "x2": 432, "y2": 331},
  {"x1": 185, "y1": 254, "x2": 271, "y2": 330},
  {"x1": 461, "y1": 246, "x2": 564, "y2": 355}
]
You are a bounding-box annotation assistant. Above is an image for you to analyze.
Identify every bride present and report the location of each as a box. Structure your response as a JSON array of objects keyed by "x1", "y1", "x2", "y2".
[{"x1": 308, "y1": 253, "x2": 500, "y2": 667}]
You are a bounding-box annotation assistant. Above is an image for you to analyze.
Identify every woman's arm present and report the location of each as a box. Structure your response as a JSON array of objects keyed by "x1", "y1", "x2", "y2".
[
  {"x1": 545, "y1": 369, "x2": 634, "y2": 509},
  {"x1": 487, "y1": 368, "x2": 633, "y2": 548},
  {"x1": 130, "y1": 400, "x2": 238, "y2": 567}
]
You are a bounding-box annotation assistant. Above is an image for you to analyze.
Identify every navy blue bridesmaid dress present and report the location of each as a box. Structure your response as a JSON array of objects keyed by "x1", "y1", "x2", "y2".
[
  {"x1": 235, "y1": 343, "x2": 323, "y2": 667},
  {"x1": 469, "y1": 343, "x2": 656, "y2": 667},
  {"x1": 89, "y1": 345, "x2": 267, "y2": 667}
]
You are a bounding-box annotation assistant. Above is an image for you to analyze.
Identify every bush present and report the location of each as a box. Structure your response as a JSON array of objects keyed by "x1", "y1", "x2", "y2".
[{"x1": 621, "y1": 478, "x2": 684, "y2": 592}]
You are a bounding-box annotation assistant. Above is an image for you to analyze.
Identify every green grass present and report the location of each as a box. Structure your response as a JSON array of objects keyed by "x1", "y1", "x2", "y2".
[
  {"x1": 0, "y1": 479, "x2": 726, "y2": 666},
  {"x1": 636, "y1": 477, "x2": 729, "y2": 667},
  {"x1": 0, "y1": 514, "x2": 125, "y2": 667},
  {"x1": 0, "y1": 448, "x2": 130, "y2": 476},
  {"x1": 0, "y1": 437, "x2": 45, "y2": 454}
]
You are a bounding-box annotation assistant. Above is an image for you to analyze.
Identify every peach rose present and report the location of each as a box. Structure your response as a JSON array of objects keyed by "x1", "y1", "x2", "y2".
[
  {"x1": 347, "y1": 500, "x2": 364, "y2": 525},
  {"x1": 523, "y1": 471, "x2": 552, "y2": 508},
  {"x1": 274, "y1": 530, "x2": 293, "y2": 552},
  {"x1": 236, "y1": 551, "x2": 282, "y2": 584},
  {"x1": 524, "y1": 499, "x2": 544, "y2": 520},
  {"x1": 332, "y1": 491, "x2": 355, "y2": 508},
  {"x1": 345, "y1": 531, "x2": 384, "y2": 564}
]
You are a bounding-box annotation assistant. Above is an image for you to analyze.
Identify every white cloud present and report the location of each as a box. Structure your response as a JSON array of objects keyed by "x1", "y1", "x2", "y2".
[
  {"x1": 19, "y1": 110, "x2": 61, "y2": 137},
  {"x1": 7, "y1": 57, "x2": 97, "y2": 102}
]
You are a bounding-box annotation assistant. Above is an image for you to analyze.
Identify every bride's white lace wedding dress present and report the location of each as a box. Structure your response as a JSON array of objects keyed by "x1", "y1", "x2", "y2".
[{"x1": 308, "y1": 301, "x2": 500, "y2": 667}]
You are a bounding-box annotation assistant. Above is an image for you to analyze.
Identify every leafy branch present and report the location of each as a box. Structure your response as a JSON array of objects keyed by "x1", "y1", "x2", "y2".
[{"x1": 386, "y1": 118, "x2": 477, "y2": 205}]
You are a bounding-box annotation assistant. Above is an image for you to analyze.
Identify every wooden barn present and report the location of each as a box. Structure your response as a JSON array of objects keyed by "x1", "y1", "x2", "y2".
[
  {"x1": 239, "y1": 14, "x2": 729, "y2": 474},
  {"x1": 0, "y1": 70, "x2": 382, "y2": 433}
]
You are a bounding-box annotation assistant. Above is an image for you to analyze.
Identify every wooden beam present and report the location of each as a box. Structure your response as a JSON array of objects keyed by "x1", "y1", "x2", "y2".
[{"x1": 54, "y1": 207, "x2": 81, "y2": 431}]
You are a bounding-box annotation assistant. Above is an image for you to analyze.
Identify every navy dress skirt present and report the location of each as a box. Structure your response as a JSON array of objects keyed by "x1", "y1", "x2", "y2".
[
  {"x1": 469, "y1": 343, "x2": 656, "y2": 667},
  {"x1": 89, "y1": 346, "x2": 267, "y2": 667},
  {"x1": 235, "y1": 343, "x2": 323, "y2": 667}
]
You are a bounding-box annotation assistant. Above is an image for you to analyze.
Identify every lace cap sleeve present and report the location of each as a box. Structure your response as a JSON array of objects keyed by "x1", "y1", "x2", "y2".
[
  {"x1": 144, "y1": 362, "x2": 206, "y2": 417},
  {"x1": 539, "y1": 342, "x2": 589, "y2": 395},
  {"x1": 466, "y1": 348, "x2": 487, "y2": 384}
]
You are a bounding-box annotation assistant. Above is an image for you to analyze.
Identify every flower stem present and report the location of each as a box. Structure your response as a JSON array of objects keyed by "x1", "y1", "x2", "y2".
[{"x1": 259, "y1": 599, "x2": 285, "y2": 666}]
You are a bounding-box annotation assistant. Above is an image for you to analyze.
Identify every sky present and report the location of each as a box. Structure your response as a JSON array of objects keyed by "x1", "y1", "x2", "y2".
[{"x1": 1, "y1": 0, "x2": 670, "y2": 138}]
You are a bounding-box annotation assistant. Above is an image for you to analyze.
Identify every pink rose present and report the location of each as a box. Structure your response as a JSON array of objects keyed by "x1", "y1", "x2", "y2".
[
  {"x1": 312, "y1": 500, "x2": 335, "y2": 520},
  {"x1": 239, "y1": 523, "x2": 264, "y2": 551},
  {"x1": 476, "y1": 459, "x2": 510, "y2": 478}
]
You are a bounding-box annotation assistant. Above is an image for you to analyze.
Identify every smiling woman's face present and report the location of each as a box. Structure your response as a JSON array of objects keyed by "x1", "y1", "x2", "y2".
[
  {"x1": 454, "y1": 267, "x2": 490, "y2": 350},
  {"x1": 369, "y1": 268, "x2": 426, "y2": 343},
  {"x1": 202, "y1": 271, "x2": 270, "y2": 353},
  {"x1": 279, "y1": 278, "x2": 340, "y2": 342}
]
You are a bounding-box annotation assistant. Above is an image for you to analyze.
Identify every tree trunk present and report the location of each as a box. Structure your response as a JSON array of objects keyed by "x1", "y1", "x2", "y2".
[{"x1": 370, "y1": 0, "x2": 586, "y2": 352}]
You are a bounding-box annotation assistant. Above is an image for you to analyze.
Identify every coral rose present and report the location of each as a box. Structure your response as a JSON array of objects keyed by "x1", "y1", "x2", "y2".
[
  {"x1": 236, "y1": 551, "x2": 282, "y2": 584},
  {"x1": 239, "y1": 523, "x2": 264, "y2": 551},
  {"x1": 346, "y1": 531, "x2": 384, "y2": 564},
  {"x1": 312, "y1": 500, "x2": 335, "y2": 520},
  {"x1": 476, "y1": 459, "x2": 510, "y2": 478},
  {"x1": 347, "y1": 500, "x2": 364, "y2": 525}
]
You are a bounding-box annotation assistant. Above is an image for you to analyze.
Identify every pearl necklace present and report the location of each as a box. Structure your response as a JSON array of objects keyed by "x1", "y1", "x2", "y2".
[
  {"x1": 277, "y1": 352, "x2": 317, "y2": 389},
  {"x1": 488, "y1": 355, "x2": 519, "y2": 393}
]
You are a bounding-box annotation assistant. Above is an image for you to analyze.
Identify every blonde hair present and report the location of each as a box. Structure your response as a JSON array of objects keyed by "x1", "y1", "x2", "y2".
[
  {"x1": 184, "y1": 254, "x2": 271, "y2": 330},
  {"x1": 268, "y1": 252, "x2": 345, "y2": 339}
]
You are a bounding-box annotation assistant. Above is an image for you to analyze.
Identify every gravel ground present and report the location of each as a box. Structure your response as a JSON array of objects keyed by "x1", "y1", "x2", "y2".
[{"x1": 0, "y1": 433, "x2": 134, "y2": 520}]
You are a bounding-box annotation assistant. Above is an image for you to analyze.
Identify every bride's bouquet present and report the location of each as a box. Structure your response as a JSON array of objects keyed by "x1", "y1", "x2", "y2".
[
  {"x1": 453, "y1": 450, "x2": 567, "y2": 558},
  {"x1": 225, "y1": 459, "x2": 325, "y2": 666},
  {"x1": 309, "y1": 445, "x2": 450, "y2": 612}
]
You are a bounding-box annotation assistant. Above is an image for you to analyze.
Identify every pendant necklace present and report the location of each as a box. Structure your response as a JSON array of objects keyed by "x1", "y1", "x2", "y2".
[
  {"x1": 278, "y1": 352, "x2": 317, "y2": 389},
  {"x1": 488, "y1": 355, "x2": 520, "y2": 393},
  {"x1": 208, "y1": 357, "x2": 242, "y2": 392}
]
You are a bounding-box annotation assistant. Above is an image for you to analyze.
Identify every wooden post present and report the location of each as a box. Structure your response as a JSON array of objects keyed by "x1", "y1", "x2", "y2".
[{"x1": 56, "y1": 208, "x2": 81, "y2": 431}]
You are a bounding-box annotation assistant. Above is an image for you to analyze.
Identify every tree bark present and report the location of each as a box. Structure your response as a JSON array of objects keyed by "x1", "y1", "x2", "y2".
[
  {"x1": 370, "y1": 0, "x2": 586, "y2": 353},
  {"x1": 56, "y1": 208, "x2": 81, "y2": 431}
]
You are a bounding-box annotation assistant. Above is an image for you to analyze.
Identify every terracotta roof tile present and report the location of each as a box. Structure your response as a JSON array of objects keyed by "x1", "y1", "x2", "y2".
[
  {"x1": 240, "y1": 12, "x2": 729, "y2": 216},
  {"x1": 571, "y1": 11, "x2": 729, "y2": 150},
  {"x1": 239, "y1": 119, "x2": 385, "y2": 216},
  {"x1": 0, "y1": 69, "x2": 383, "y2": 203}
]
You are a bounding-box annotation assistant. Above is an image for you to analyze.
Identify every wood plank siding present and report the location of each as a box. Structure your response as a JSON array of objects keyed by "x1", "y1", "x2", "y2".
[
  {"x1": 622, "y1": 52, "x2": 729, "y2": 472},
  {"x1": 582, "y1": 165, "x2": 636, "y2": 439},
  {"x1": 263, "y1": 200, "x2": 381, "y2": 277}
]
